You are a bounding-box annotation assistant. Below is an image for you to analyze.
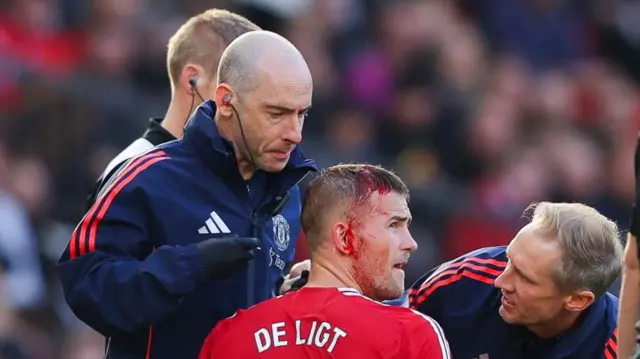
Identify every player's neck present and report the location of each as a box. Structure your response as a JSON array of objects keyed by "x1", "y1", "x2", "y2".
[
  {"x1": 162, "y1": 94, "x2": 196, "y2": 138},
  {"x1": 305, "y1": 257, "x2": 363, "y2": 294}
]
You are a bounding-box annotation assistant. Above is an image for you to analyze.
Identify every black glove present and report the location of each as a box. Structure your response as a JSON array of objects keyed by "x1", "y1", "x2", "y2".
[
  {"x1": 196, "y1": 235, "x2": 261, "y2": 281},
  {"x1": 277, "y1": 269, "x2": 310, "y2": 295},
  {"x1": 288, "y1": 270, "x2": 310, "y2": 292}
]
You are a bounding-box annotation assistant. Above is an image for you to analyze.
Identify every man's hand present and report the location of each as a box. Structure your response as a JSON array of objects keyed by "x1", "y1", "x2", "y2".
[
  {"x1": 196, "y1": 235, "x2": 261, "y2": 281},
  {"x1": 279, "y1": 260, "x2": 310, "y2": 294}
]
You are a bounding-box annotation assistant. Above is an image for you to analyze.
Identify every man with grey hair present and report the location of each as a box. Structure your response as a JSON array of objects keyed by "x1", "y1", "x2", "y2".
[{"x1": 396, "y1": 201, "x2": 621, "y2": 359}]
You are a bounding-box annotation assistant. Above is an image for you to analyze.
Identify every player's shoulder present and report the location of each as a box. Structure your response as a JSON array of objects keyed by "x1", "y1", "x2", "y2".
[
  {"x1": 333, "y1": 288, "x2": 431, "y2": 322},
  {"x1": 384, "y1": 304, "x2": 450, "y2": 354},
  {"x1": 211, "y1": 294, "x2": 291, "y2": 336},
  {"x1": 222, "y1": 292, "x2": 291, "y2": 322},
  {"x1": 391, "y1": 306, "x2": 444, "y2": 334}
]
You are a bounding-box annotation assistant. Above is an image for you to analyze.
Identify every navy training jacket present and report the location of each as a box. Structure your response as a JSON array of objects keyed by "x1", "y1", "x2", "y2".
[
  {"x1": 393, "y1": 246, "x2": 618, "y2": 359},
  {"x1": 58, "y1": 100, "x2": 317, "y2": 359}
]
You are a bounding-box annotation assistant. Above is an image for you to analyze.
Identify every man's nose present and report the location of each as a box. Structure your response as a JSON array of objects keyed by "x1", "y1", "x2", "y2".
[
  {"x1": 494, "y1": 270, "x2": 512, "y2": 291},
  {"x1": 283, "y1": 116, "x2": 303, "y2": 144},
  {"x1": 402, "y1": 234, "x2": 418, "y2": 253}
]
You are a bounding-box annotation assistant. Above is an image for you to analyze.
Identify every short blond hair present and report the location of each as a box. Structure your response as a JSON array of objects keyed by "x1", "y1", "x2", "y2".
[
  {"x1": 166, "y1": 9, "x2": 260, "y2": 91},
  {"x1": 526, "y1": 202, "x2": 623, "y2": 297}
]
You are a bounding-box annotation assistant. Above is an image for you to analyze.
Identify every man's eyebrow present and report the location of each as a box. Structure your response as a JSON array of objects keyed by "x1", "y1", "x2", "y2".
[
  {"x1": 265, "y1": 104, "x2": 312, "y2": 113},
  {"x1": 390, "y1": 215, "x2": 412, "y2": 224}
]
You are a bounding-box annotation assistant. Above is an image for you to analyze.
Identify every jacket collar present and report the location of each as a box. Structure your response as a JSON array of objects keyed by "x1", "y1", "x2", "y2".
[
  {"x1": 182, "y1": 100, "x2": 317, "y2": 194},
  {"x1": 507, "y1": 293, "x2": 613, "y2": 358},
  {"x1": 551, "y1": 294, "x2": 614, "y2": 357}
]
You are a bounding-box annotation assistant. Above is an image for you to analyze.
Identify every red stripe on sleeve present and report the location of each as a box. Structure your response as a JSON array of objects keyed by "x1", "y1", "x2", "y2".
[
  {"x1": 409, "y1": 257, "x2": 506, "y2": 308},
  {"x1": 604, "y1": 328, "x2": 618, "y2": 359},
  {"x1": 69, "y1": 150, "x2": 167, "y2": 259}
]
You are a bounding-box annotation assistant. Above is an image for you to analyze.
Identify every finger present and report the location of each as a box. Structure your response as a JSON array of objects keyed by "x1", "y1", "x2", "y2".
[
  {"x1": 290, "y1": 273, "x2": 309, "y2": 291},
  {"x1": 300, "y1": 270, "x2": 310, "y2": 280}
]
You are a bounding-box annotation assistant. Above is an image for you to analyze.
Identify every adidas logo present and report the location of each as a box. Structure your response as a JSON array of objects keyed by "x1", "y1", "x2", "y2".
[{"x1": 198, "y1": 211, "x2": 231, "y2": 234}]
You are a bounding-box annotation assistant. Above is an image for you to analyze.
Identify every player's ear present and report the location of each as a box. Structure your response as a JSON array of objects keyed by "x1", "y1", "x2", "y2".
[{"x1": 333, "y1": 222, "x2": 353, "y2": 256}]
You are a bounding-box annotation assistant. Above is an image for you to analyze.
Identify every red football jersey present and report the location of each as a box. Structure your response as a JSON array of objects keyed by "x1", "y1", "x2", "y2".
[{"x1": 199, "y1": 287, "x2": 451, "y2": 358}]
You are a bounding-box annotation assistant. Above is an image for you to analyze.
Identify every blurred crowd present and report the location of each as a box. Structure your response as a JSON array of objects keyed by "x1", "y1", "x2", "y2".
[{"x1": 2, "y1": 0, "x2": 640, "y2": 358}]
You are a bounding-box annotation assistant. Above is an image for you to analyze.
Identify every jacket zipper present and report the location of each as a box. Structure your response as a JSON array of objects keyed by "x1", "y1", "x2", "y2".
[
  {"x1": 245, "y1": 171, "x2": 313, "y2": 307},
  {"x1": 246, "y1": 184, "x2": 257, "y2": 307}
]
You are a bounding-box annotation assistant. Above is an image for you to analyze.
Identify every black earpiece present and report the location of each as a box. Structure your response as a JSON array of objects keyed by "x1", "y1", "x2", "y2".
[{"x1": 188, "y1": 77, "x2": 198, "y2": 88}]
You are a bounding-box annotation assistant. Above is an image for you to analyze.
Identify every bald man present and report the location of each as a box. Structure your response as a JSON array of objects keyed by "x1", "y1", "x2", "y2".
[{"x1": 58, "y1": 31, "x2": 317, "y2": 359}]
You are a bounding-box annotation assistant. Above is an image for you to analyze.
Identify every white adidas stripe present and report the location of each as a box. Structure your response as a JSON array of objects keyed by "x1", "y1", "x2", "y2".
[
  {"x1": 198, "y1": 211, "x2": 231, "y2": 234},
  {"x1": 211, "y1": 211, "x2": 230, "y2": 233}
]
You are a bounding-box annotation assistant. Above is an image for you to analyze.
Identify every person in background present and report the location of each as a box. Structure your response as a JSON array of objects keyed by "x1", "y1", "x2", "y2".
[{"x1": 87, "y1": 9, "x2": 260, "y2": 206}]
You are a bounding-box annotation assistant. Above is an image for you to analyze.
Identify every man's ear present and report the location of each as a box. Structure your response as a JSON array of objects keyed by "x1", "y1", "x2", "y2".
[
  {"x1": 215, "y1": 85, "x2": 234, "y2": 117},
  {"x1": 332, "y1": 222, "x2": 354, "y2": 256},
  {"x1": 564, "y1": 290, "x2": 595, "y2": 312},
  {"x1": 181, "y1": 64, "x2": 201, "y2": 93}
]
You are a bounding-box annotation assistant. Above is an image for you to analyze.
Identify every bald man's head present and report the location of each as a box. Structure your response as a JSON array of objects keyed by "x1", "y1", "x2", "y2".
[
  {"x1": 213, "y1": 31, "x2": 313, "y2": 177},
  {"x1": 216, "y1": 31, "x2": 312, "y2": 95}
]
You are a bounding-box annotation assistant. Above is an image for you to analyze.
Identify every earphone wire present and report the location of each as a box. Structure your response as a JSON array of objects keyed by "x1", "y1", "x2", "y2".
[
  {"x1": 185, "y1": 82, "x2": 199, "y2": 126},
  {"x1": 229, "y1": 103, "x2": 258, "y2": 171},
  {"x1": 190, "y1": 84, "x2": 257, "y2": 171}
]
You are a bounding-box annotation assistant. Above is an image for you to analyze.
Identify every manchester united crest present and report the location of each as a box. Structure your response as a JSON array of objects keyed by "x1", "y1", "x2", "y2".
[{"x1": 273, "y1": 214, "x2": 291, "y2": 252}]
